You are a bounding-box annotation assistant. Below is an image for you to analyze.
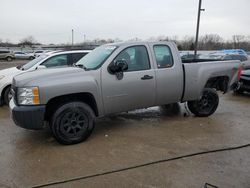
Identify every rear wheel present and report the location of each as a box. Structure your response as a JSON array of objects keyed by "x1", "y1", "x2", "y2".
[
  {"x1": 187, "y1": 88, "x2": 219, "y2": 117},
  {"x1": 50, "y1": 102, "x2": 95, "y2": 145},
  {"x1": 6, "y1": 57, "x2": 13, "y2": 62},
  {"x1": 3, "y1": 86, "x2": 12, "y2": 105},
  {"x1": 29, "y1": 56, "x2": 35, "y2": 60}
]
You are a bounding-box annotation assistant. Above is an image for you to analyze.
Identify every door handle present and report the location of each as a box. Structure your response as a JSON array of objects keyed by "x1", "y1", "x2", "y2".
[{"x1": 141, "y1": 75, "x2": 154, "y2": 80}]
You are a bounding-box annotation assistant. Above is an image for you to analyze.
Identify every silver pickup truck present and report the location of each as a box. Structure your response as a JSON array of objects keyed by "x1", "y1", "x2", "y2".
[{"x1": 10, "y1": 42, "x2": 241, "y2": 145}]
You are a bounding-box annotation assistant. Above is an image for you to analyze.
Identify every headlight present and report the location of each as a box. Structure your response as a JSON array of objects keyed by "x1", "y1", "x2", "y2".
[
  {"x1": 17, "y1": 87, "x2": 40, "y2": 105},
  {"x1": 0, "y1": 75, "x2": 5, "y2": 80}
]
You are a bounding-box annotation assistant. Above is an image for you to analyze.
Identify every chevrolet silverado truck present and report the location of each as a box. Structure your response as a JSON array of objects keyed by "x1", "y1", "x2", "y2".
[{"x1": 10, "y1": 42, "x2": 241, "y2": 145}]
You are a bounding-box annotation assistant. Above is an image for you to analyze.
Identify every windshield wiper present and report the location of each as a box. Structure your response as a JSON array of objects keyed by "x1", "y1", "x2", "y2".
[{"x1": 73, "y1": 63, "x2": 88, "y2": 70}]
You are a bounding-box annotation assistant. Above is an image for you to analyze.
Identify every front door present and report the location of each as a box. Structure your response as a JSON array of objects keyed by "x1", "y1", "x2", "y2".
[{"x1": 101, "y1": 45, "x2": 156, "y2": 115}]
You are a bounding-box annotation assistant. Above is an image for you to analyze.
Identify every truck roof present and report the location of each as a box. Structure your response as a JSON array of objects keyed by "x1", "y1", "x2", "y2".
[{"x1": 104, "y1": 41, "x2": 175, "y2": 47}]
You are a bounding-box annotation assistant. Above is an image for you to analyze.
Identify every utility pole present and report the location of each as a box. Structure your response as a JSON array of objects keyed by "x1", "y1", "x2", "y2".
[
  {"x1": 71, "y1": 29, "x2": 74, "y2": 46},
  {"x1": 84, "y1": 34, "x2": 86, "y2": 42},
  {"x1": 194, "y1": 0, "x2": 205, "y2": 59}
]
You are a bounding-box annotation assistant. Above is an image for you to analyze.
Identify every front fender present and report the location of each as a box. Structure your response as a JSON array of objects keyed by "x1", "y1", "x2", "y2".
[{"x1": 38, "y1": 76, "x2": 103, "y2": 115}]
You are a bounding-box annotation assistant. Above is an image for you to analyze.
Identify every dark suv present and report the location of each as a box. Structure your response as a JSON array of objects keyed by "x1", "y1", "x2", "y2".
[{"x1": 0, "y1": 50, "x2": 15, "y2": 61}]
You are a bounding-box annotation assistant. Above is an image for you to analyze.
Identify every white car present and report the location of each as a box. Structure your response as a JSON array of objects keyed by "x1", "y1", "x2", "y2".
[
  {"x1": 14, "y1": 51, "x2": 35, "y2": 60},
  {"x1": 0, "y1": 50, "x2": 91, "y2": 106},
  {"x1": 34, "y1": 50, "x2": 53, "y2": 57}
]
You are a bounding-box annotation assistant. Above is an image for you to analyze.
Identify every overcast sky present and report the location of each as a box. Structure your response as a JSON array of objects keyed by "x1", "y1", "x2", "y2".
[{"x1": 0, "y1": 0, "x2": 249, "y2": 44}]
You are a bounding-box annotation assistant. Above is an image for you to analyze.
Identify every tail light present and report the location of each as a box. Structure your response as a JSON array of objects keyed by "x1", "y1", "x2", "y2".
[{"x1": 237, "y1": 65, "x2": 242, "y2": 81}]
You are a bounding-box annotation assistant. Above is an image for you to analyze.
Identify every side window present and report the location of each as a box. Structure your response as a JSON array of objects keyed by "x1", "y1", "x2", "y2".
[
  {"x1": 223, "y1": 55, "x2": 232, "y2": 60},
  {"x1": 42, "y1": 54, "x2": 68, "y2": 68},
  {"x1": 0, "y1": 51, "x2": 9, "y2": 54},
  {"x1": 239, "y1": 55, "x2": 247, "y2": 62},
  {"x1": 71, "y1": 53, "x2": 87, "y2": 64},
  {"x1": 114, "y1": 46, "x2": 150, "y2": 72},
  {"x1": 153, "y1": 45, "x2": 174, "y2": 68}
]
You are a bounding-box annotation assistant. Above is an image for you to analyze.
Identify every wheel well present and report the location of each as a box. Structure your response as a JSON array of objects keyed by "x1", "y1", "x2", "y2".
[
  {"x1": 44, "y1": 93, "x2": 98, "y2": 121},
  {"x1": 1, "y1": 85, "x2": 11, "y2": 104},
  {"x1": 205, "y1": 76, "x2": 229, "y2": 93}
]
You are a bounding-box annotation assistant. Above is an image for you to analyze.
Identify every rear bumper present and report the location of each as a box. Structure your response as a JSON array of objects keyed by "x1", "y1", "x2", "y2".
[
  {"x1": 9, "y1": 99, "x2": 46, "y2": 130},
  {"x1": 239, "y1": 77, "x2": 250, "y2": 91},
  {"x1": 240, "y1": 83, "x2": 250, "y2": 91}
]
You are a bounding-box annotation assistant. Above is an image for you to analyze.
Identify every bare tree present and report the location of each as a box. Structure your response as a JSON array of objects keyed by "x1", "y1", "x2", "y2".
[
  {"x1": 232, "y1": 35, "x2": 245, "y2": 49},
  {"x1": 199, "y1": 34, "x2": 224, "y2": 50},
  {"x1": 18, "y1": 35, "x2": 39, "y2": 47}
]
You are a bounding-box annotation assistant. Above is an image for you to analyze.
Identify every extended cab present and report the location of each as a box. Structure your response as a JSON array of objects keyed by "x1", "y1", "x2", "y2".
[{"x1": 10, "y1": 42, "x2": 241, "y2": 145}]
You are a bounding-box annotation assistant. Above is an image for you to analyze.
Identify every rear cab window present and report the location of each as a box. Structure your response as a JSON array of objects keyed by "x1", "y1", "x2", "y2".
[{"x1": 153, "y1": 45, "x2": 174, "y2": 68}]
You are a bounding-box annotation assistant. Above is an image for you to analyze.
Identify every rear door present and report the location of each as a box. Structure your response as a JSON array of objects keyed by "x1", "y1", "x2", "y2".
[
  {"x1": 149, "y1": 43, "x2": 184, "y2": 105},
  {"x1": 101, "y1": 45, "x2": 156, "y2": 114}
]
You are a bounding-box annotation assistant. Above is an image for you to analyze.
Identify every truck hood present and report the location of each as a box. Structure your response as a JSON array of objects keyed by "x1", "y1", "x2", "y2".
[
  {"x1": 14, "y1": 67, "x2": 85, "y2": 87},
  {"x1": 0, "y1": 67, "x2": 22, "y2": 76}
]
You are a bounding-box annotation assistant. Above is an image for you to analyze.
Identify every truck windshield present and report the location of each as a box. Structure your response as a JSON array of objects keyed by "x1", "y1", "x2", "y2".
[
  {"x1": 76, "y1": 46, "x2": 117, "y2": 70},
  {"x1": 21, "y1": 55, "x2": 48, "y2": 70}
]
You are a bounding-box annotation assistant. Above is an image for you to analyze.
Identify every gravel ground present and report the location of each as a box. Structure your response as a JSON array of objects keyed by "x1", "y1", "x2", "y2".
[{"x1": 0, "y1": 60, "x2": 28, "y2": 70}]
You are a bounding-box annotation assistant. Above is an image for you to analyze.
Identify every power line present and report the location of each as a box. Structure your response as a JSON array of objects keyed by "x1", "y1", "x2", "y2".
[{"x1": 32, "y1": 143, "x2": 250, "y2": 188}]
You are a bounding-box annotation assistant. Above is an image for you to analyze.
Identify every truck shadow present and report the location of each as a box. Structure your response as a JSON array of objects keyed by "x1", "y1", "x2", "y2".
[
  {"x1": 93, "y1": 103, "x2": 185, "y2": 138},
  {"x1": 100, "y1": 103, "x2": 182, "y2": 122}
]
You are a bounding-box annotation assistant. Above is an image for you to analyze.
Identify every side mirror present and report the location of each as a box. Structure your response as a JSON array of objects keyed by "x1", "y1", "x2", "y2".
[
  {"x1": 108, "y1": 59, "x2": 128, "y2": 74},
  {"x1": 36, "y1": 65, "x2": 46, "y2": 70}
]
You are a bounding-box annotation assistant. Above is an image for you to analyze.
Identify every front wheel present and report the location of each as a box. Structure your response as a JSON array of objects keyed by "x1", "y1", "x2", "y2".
[
  {"x1": 50, "y1": 102, "x2": 95, "y2": 145},
  {"x1": 187, "y1": 88, "x2": 219, "y2": 117},
  {"x1": 3, "y1": 86, "x2": 12, "y2": 105}
]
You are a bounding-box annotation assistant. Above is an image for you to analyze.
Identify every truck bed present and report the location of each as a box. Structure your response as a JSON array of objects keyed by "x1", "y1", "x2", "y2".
[{"x1": 182, "y1": 60, "x2": 240, "y2": 101}]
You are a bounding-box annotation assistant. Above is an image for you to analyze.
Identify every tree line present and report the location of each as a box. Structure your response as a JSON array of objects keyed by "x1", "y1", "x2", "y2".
[
  {"x1": 158, "y1": 34, "x2": 250, "y2": 51},
  {"x1": 1, "y1": 34, "x2": 250, "y2": 51}
]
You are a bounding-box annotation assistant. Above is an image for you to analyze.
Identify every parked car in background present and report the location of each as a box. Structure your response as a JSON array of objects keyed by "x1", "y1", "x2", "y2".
[
  {"x1": 14, "y1": 51, "x2": 35, "y2": 60},
  {"x1": 181, "y1": 54, "x2": 198, "y2": 60},
  {"x1": 235, "y1": 70, "x2": 250, "y2": 94},
  {"x1": 0, "y1": 50, "x2": 15, "y2": 61},
  {"x1": 34, "y1": 50, "x2": 52, "y2": 57},
  {"x1": 200, "y1": 53, "x2": 250, "y2": 69},
  {"x1": 0, "y1": 50, "x2": 91, "y2": 106},
  {"x1": 221, "y1": 49, "x2": 247, "y2": 55},
  {"x1": 9, "y1": 41, "x2": 241, "y2": 144},
  {"x1": 222, "y1": 54, "x2": 248, "y2": 62}
]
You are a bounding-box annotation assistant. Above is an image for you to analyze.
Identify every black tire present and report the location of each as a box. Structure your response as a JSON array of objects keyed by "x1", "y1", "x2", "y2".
[
  {"x1": 29, "y1": 56, "x2": 35, "y2": 60},
  {"x1": 3, "y1": 86, "x2": 12, "y2": 105},
  {"x1": 6, "y1": 57, "x2": 13, "y2": 62},
  {"x1": 50, "y1": 102, "x2": 95, "y2": 145},
  {"x1": 187, "y1": 88, "x2": 219, "y2": 117},
  {"x1": 234, "y1": 88, "x2": 244, "y2": 95}
]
